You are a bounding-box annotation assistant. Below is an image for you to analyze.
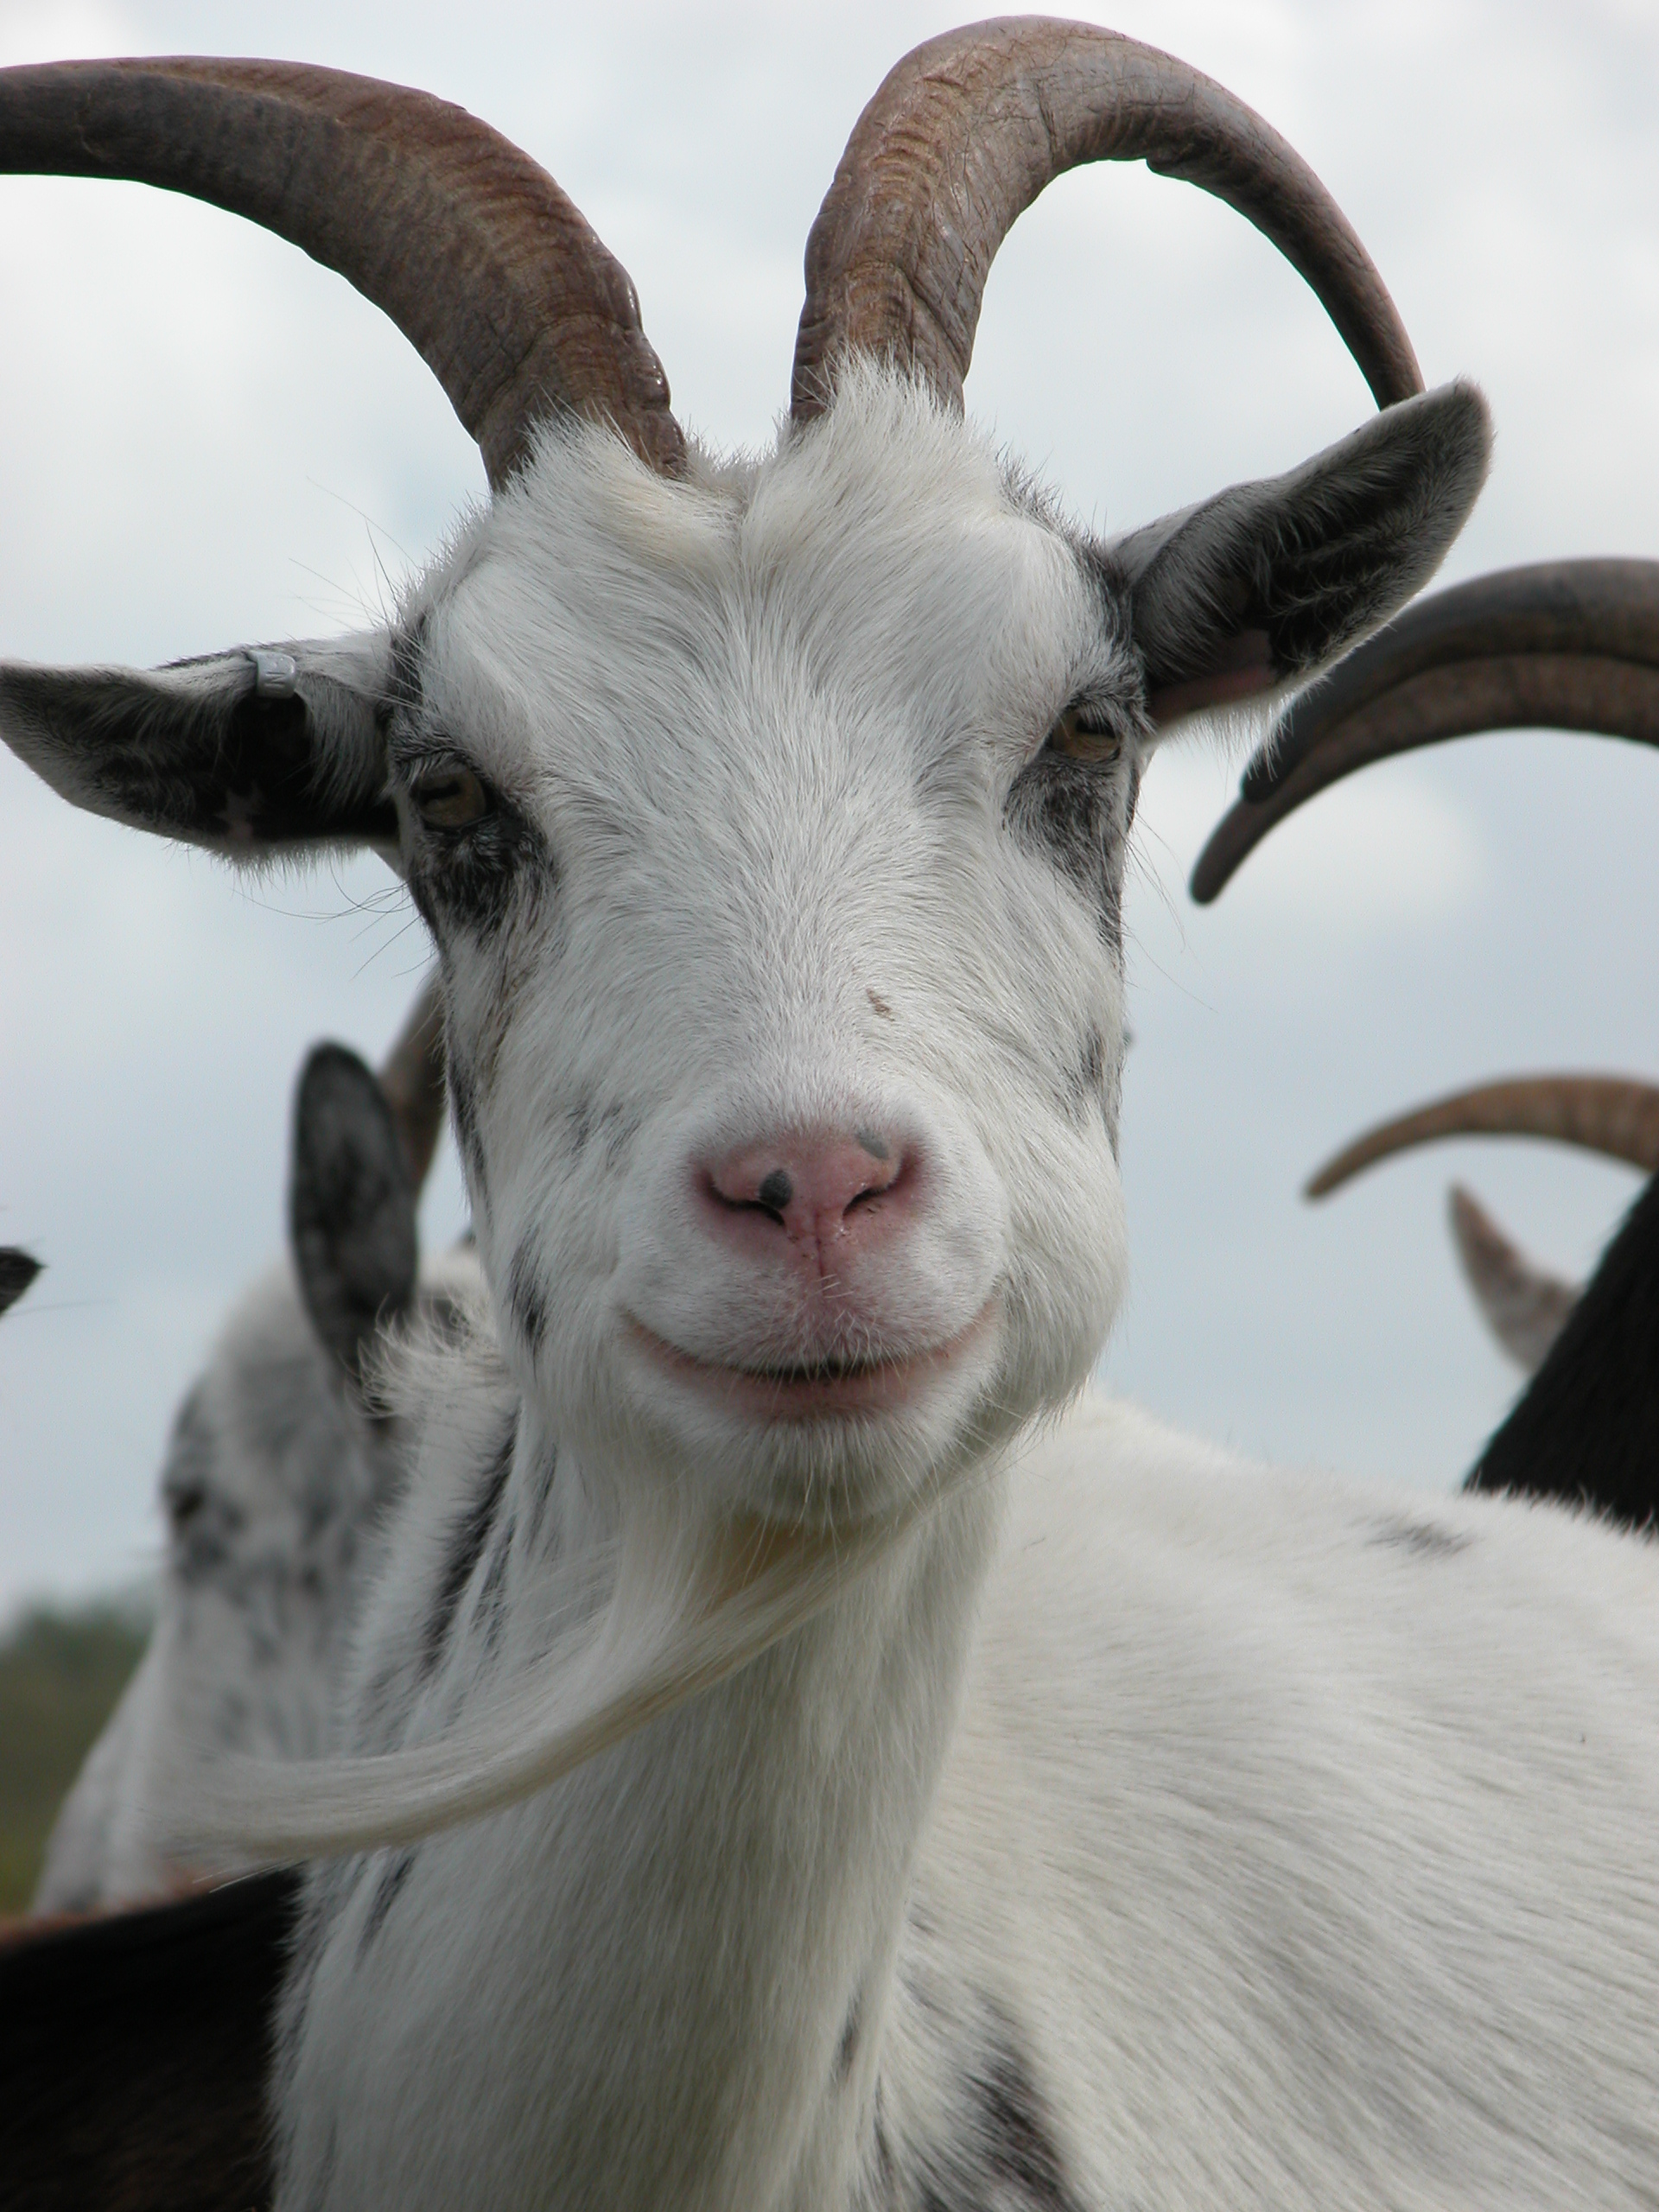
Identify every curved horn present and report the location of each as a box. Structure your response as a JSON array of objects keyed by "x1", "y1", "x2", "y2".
[
  {"x1": 0, "y1": 58, "x2": 683, "y2": 487},
  {"x1": 792, "y1": 17, "x2": 1421, "y2": 421},
  {"x1": 376, "y1": 970, "x2": 447, "y2": 1191},
  {"x1": 1447, "y1": 1185, "x2": 1577, "y2": 1376},
  {"x1": 1191, "y1": 559, "x2": 1659, "y2": 901},
  {"x1": 1306, "y1": 1076, "x2": 1659, "y2": 1200}
]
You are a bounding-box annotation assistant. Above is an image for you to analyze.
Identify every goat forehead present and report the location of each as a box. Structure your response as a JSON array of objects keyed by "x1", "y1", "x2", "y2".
[{"x1": 430, "y1": 409, "x2": 1098, "y2": 798}]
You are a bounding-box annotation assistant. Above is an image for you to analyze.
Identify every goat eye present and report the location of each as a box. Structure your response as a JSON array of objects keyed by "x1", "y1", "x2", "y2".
[
  {"x1": 410, "y1": 764, "x2": 492, "y2": 830},
  {"x1": 1046, "y1": 707, "x2": 1122, "y2": 765}
]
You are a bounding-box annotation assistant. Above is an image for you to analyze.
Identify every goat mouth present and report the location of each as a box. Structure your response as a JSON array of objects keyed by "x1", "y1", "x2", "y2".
[{"x1": 625, "y1": 1305, "x2": 997, "y2": 1421}]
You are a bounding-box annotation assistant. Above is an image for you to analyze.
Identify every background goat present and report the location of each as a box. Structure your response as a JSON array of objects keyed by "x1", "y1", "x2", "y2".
[
  {"x1": 1195, "y1": 558, "x2": 1659, "y2": 1522},
  {"x1": 31, "y1": 976, "x2": 469, "y2": 1912},
  {"x1": 2, "y1": 24, "x2": 1656, "y2": 2212}
]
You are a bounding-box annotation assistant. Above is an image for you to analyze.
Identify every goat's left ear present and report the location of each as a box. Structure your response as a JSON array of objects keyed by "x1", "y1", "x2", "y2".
[
  {"x1": 1115, "y1": 381, "x2": 1491, "y2": 731},
  {"x1": 0, "y1": 630, "x2": 397, "y2": 857},
  {"x1": 289, "y1": 1043, "x2": 419, "y2": 1386}
]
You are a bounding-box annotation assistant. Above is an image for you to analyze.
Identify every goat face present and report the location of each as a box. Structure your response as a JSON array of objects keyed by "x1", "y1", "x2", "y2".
[
  {"x1": 1, "y1": 364, "x2": 1487, "y2": 1529},
  {"x1": 398, "y1": 376, "x2": 1136, "y2": 1522}
]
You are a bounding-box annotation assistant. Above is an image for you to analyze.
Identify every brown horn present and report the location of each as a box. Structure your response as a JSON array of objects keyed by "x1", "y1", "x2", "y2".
[
  {"x1": 1191, "y1": 559, "x2": 1659, "y2": 902},
  {"x1": 1306, "y1": 1076, "x2": 1659, "y2": 1200},
  {"x1": 792, "y1": 16, "x2": 1422, "y2": 422},
  {"x1": 377, "y1": 970, "x2": 447, "y2": 1191},
  {"x1": 0, "y1": 58, "x2": 683, "y2": 487}
]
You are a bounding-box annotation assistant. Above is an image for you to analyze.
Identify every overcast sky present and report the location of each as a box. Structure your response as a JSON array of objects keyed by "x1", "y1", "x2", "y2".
[{"x1": 1, "y1": 0, "x2": 1656, "y2": 1617}]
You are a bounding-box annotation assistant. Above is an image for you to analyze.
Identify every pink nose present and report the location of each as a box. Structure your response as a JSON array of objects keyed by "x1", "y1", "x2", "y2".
[{"x1": 701, "y1": 1127, "x2": 911, "y2": 1267}]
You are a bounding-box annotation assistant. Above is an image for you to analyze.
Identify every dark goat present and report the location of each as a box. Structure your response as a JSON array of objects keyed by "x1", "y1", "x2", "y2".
[
  {"x1": 1467, "y1": 1170, "x2": 1659, "y2": 1527},
  {"x1": 0, "y1": 1869, "x2": 296, "y2": 2212},
  {"x1": 1195, "y1": 560, "x2": 1659, "y2": 1526}
]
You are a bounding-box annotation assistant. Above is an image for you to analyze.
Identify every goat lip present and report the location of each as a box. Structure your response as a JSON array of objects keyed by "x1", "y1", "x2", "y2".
[{"x1": 624, "y1": 1305, "x2": 997, "y2": 1421}]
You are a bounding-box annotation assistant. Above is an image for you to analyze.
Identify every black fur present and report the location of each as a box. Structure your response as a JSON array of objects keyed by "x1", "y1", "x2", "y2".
[
  {"x1": 0, "y1": 662, "x2": 395, "y2": 849},
  {"x1": 1004, "y1": 745, "x2": 1138, "y2": 957},
  {"x1": 0, "y1": 1245, "x2": 41, "y2": 1316},
  {"x1": 1368, "y1": 1515, "x2": 1472, "y2": 1559},
  {"x1": 421, "y1": 1418, "x2": 517, "y2": 1675},
  {"x1": 1116, "y1": 384, "x2": 1491, "y2": 699},
  {"x1": 289, "y1": 1044, "x2": 419, "y2": 1382},
  {"x1": 507, "y1": 1238, "x2": 550, "y2": 1355},
  {"x1": 1466, "y1": 1168, "x2": 1659, "y2": 1529},
  {"x1": 447, "y1": 1048, "x2": 488, "y2": 1198},
  {"x1": 877, "y1": 2022, "x2": 1089, "y2": 2212},
  {"x1": 161, "y1": 1388, "x2": 245, "y2": 1583},
  {"x1": 526, "y1": 1443, "x2": 562, "y2": 1551},
  {"x1": 357, "y1": 1850, "x2": 416, "y2": 1955},
  {"x1": 0, "y1": 1868, "x2": 300, "y2": 2211}
]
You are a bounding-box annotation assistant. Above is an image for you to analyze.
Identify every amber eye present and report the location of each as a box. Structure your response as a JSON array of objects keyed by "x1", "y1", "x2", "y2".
[
  {"x1": 410, "y1": 763, "x2": 492, "y2": 830},
  {"x1": 1046, "y1": 707, "x2": 1122, "y2": 764}
]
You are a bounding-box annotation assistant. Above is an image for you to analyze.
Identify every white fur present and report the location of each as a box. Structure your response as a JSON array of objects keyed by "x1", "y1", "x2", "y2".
[{"x1": 22, "y1": 371, "x2": 1641, "y2": 2208}]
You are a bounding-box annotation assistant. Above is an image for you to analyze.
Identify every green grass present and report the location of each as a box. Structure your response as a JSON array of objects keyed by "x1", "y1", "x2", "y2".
[{"x1": 0, "y1": 1596, "x2": 149, "y2": 1913}]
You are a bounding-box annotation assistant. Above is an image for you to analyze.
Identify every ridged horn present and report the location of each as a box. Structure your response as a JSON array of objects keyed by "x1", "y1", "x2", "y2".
[
  {"x1": 792, "y1": 16, "x2": 1422, "y2": 421},
  {"x1": 0, "y1": 57, "x2": 684, "y2": 488},
  {"x1": 1306, "y1": 1076, "x2": 1659, "y2": 1200},
  {"x1": 377, "y1": 970, "x2": 447, "y2": 1191},
  {"x1": 1192, "y1": 559, "x2": 1659, "y2": 902}
]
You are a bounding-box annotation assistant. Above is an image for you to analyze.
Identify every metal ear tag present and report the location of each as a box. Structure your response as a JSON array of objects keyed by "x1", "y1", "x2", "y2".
[{"x1": 249, "y1": 648, "x2": 299, "y2": 698}]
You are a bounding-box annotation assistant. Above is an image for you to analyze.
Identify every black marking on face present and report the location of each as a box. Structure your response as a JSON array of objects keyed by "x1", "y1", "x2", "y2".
[
  {"x1": 422, "y1": 1416, "x2": 516, "y2": 1675},
  {"x1": 867, "y1": 989, "x2": 894, "y2": 1020},
  {"x1": 1061, "y1": 1028, "x2": 1108, "y2": 1128},
  {"x1": 401, "y1": 759, "x2": 553, "y2": 939},
  {"x1": 1368, "y1": 1516, "x2": 1473, "y2": 1559},
  {"x1": 447, "y1": 1051, "x2": 488, "y2": 1199},
  {"x1": 758, "y1": 1168, "x2": 794, "y2": 1215},
  {"x1": 563, "y1": 1091, "x2": 644, "y2": 1172},
  {"x1": 507, "y1": 1238, "x2": 550, "y2": 1356},
  {"x1": 161, "y1": 1389, "x2": 245, "y2": 1583},
  {"x1": 1006, "y1": 742, "x2": 1140, "y2": 959},
  {"x1": 357, "y1": 1848, "x2": 416, "y2": 1956},
  {"x1": 855, "y1": 1128, "x2": 890, "y2": 1163}
]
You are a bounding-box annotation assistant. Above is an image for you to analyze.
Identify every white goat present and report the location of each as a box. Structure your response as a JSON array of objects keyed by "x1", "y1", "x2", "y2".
[
  {"x1": 3, "y1": 27, "x2": 1656, "y2": 2212},
  {"x1": 34, "y1": 981, "x2": 474, "y2": 1913}
]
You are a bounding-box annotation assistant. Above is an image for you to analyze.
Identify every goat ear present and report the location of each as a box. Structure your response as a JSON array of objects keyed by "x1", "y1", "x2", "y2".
[
  {"x1": 0, "y1": 631, "x2": 397, "y2": 856},
  {"x1": 289, "y1": 1043, "x2": 419, "y2": 1385},
  {"x1": 1114, "y1": 382, "x2": 1491, "y2": 730}
]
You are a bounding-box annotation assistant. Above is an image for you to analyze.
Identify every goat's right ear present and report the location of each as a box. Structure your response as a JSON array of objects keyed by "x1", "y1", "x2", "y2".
[
  {"x1": 1113, "y1": 382, "x2": 1492, "y2": 732},
  {"x1": 289, "y1": 1043, "x2": 419, "y2": 1386},
  {"x1": 0, "y1": 631, "x2": 397, "y2": 858}
]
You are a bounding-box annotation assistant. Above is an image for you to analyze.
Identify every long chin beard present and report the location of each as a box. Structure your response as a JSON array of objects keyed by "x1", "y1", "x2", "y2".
[{"x1": 142, "y1": 1453, "x2": 963, "y2": 1873}]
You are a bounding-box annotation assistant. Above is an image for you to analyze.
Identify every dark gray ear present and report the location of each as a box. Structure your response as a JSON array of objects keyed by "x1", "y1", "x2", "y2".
[
  {"x1": 0, "y1": 631, "x2": 396, "y2": 855},
  {"x1": 289, "y1": 1044, "x2": 419, "y2": 1384},
  {"x1": 0, "y1": 1248, "x2": 41, "y2": 1318},
  {"x1": 1113, "y1": 382, "x2": 1491, "y2": 727}
]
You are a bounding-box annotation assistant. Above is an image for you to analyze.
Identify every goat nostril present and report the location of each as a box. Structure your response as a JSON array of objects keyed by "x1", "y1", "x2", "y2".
[{"x1": 757, "y1": 1168, "x2": 793, "y2": 1214}]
